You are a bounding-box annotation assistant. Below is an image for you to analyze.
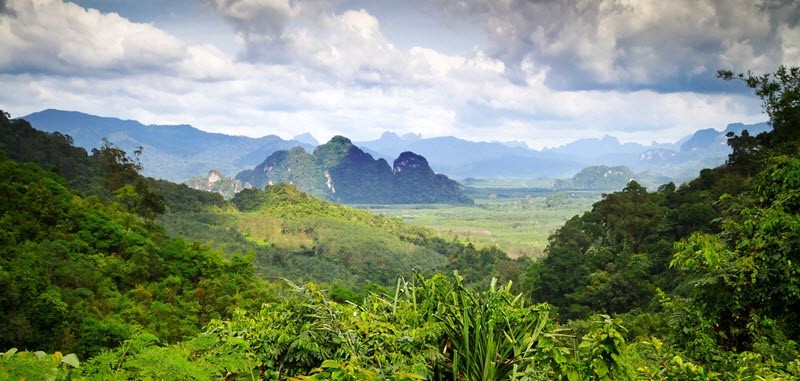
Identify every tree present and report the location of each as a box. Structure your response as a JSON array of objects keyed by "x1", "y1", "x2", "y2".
[
  {"x1": 545, "y1": 192, "x2": 568, "y2": 208},
  {"x1": 665, "y1": 66, "x2": 800, "y2": 359},
  {"x1": 90, "y1": 140, "x2": 164, "y2": 219},
  {"x1": 724, "y1": 129, "x2": 760, "y2": 177},
  {"x1": 91, "y1": 139, "x2": 143, "y2": 191},
  {"x1": 717, "y1": 65, "x2": 800, "y2": 145},
  {"x1": 671, "y1": 156, "x2": 800, "y2": 353}
]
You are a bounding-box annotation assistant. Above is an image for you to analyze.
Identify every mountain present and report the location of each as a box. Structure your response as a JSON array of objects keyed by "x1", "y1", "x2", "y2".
[
  {"x1": 23, "y1": 109, "x2": 772, "y2": 185},
  {"x1": 355, "y1": 128, "x2": 754, "y2": 181},
  {"x1": 22, "y1": 109, "x2": 313, "y2": 182},
  {"x1": 236, "y1": 136, "x2": 472, "y2": 204},
  {"x1": 356, "y1": 134, "x2": 581, "y2": 178},
  {"x1": 0, "y1": 108, "x2": 522, "y2": 361},
  {"x1": 638, "y1": 148, "x2": 679, "y2": 162},
  {"x1": 184, "y1": 169, "x2": 246, "y2": 199},
  {"x1": 680, "y1": 128, "x2": 720, "y2": 153},
  {"x1": 555, "y1": 165, "x2": 636, "y2": 190},
  {"x1": 680, "y1": 122, "x2": 770, "y2": 154},
  {"x1": 495, "y1": 139, "x2": 530, "y2": 149},
  {"x1": 391, "y1": 152, "x2": 472, "y2": 203},
  {"x1": 355, "y1": 131, "x2": 404, "y2": 159},
  {"x1": 544, "y1": 135, "x2": 648, "y2": 161},
  {"x1": 630, "y1": 122, "x2": 773, "y2": 182},
  {"x1": 544, "y1": 122, "x2": 772, "y2": 183}
]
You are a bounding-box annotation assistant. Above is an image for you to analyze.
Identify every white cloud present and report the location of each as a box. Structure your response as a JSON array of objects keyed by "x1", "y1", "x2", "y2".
[
  {"x1": 0, "y1": 0, "x2": 771, "y2": 153},
  {"x1": 0, "y1": 0, "x2": 235, "y2": 80},
  {"x1": 0, "y1": 0, "x2": 183, "y2": 73},
  {"x1": 212, "y1": 1, "x2": 410, "y2": 83},
  {"x1": 778, "y1": 24, "x2": 800, "y2": 66}
]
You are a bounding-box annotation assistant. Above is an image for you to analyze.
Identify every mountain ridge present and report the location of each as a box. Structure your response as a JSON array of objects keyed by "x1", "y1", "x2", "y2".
[
  {"x1": 22, "y1": 109, "x2": 771, "y2": 185},
  {"x1": 236, "y1": 136, "x2": 472, "y2": 204},
  {"x1": 22, "y1": 109, "x2": 313, "y2": 182}
]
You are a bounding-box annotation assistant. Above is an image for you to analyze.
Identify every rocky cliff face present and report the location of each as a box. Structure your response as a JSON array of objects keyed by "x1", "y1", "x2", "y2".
[
  {"x1": 555, "y1": 165, "x2": 636, "y2": 190},
  {"x1": 236, "y1": 137, "x2": 472, "y2": 204},
  {"x1": 184, "y1": 170, "x2": 244, "y2": 199}
]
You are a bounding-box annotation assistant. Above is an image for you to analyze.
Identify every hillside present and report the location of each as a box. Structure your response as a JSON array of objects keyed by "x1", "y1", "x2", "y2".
[
  {"x1": 236, "y1": 136, "x2": 473, "y2": 204},
  {"x1": 184, "y1": 170, "x2": 245, "y2": 199},
  {"x1": 0, "y1": 112, "x2": 267, "y2": 359},
  {"x1": 524, "y1": 67, "x2": 800, "y2": 375},
  {"x1": 0, "y1": 109, "x2": 524, "y2": 361},
  {"x1": 2, "y1": 65, "x2": 799, "y2": 380},
  {"x1": 554, "y1": 165, "x2": 636, "y2": 190},
  {"x1": 22, "y1": 109, "x2": 313, "y2": 182},
  {"x1": 2, "y1": 109, "x2": 512, "y2": 289}
]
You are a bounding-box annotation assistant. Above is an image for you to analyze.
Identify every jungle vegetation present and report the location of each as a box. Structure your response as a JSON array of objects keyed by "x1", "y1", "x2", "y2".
[{"x1": 1, "y1": 66, "x2": 799, "y2": 379}]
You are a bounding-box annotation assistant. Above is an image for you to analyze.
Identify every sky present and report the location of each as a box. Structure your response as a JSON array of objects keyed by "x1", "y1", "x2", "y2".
[{"x1": 1, "y1": 0, "x2": 798, "y2": 149}]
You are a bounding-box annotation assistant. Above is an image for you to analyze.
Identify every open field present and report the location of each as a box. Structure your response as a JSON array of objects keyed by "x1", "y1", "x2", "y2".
[{"x1": 358, "y1": 189, "x2": 602, "y2": 259}]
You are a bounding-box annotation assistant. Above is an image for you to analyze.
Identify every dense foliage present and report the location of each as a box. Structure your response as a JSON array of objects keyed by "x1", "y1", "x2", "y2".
[
  {"x1": 3, "y1": 65, "x2": 800, "y2": 379},
  {"x1": 525, "y1": 66, "x2": 800, "y2": 376},
  {"x1": 38, "y1": 275, "x2": 650, "y2": 380},
  {"x1": 0, "y1": 107, "x2": 523, "y2": 363},
  {"x1": 0, "y1": 156, "x2": 268, "y2": 360}
]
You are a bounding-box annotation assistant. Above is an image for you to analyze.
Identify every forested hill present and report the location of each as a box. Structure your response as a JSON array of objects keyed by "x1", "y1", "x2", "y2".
[
  {"x1": 2, "y1": 67, "x2": 799, "y2": 380},
  {"x1": 236, "y1": 135, "x2": 473, "y2": 204},
  {"x1": 524, "y1": 67, "x2": 800, "y2": 374},
  {"x1": 0, "y1": 111, "x2": 265, "y2": 360},
  {"x1": 0, "y1": 109, "x2": 522, "y2": 369}
]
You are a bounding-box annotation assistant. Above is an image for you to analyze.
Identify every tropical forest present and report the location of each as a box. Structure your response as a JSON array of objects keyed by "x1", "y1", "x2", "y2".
[
  {"x1": 2, "y1": 62, "x2": 799, "y2": 379},
  {"x1": 2, "y1": 1, "x2": 800, "y2": 380}
]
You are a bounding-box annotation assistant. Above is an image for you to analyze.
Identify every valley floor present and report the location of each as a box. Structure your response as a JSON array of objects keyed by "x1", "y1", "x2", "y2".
[{"x1": 357, "y1": 188, "x2": 601, "y2": 258}]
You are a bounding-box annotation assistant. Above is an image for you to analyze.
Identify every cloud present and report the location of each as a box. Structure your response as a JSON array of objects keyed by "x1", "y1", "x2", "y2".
[
  {"x1": 0, "y1": 0, "x2": 769, "y2": 152},
  {"x1": 437, "y1": 0, "x2": 800, "y2": 92},
  {"x1": 0, "y1": 0, "x2": 14, "y2": 15},
  {"x1": 211, "y1": 0, "x2": 302, "y2": 62},
  {"x1": 0, "y1": 0, "x2": 234, "y2": 79},
  {"x1": 212, "y1": 0, "x2": 418, "y2": 83},
  {"x1": 0, "y1": 0, "x2": 180, "y2": 74}
]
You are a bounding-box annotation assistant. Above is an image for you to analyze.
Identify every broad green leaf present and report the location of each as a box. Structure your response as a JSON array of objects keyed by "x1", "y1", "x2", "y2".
[
  {"x1": 2, "y1": 348, "x2": 17, "y2": 360},
  {"x1": 61, "y1": 353, "x2": 80, "y2": 368}
]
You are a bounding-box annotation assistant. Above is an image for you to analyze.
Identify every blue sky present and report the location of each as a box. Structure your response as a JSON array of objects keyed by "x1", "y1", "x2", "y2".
[{"x1": 1, "y1": 0, "x2": 797, "y2": 148}]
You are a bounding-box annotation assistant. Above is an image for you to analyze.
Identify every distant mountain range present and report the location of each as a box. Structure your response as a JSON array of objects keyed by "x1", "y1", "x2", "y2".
[
  {"x1": 236, "y1": 136, "x2": 472, "y2": 204},
  {"x1": 22, "y1": 109, "x2": 313, "y2": 182},
  {"x1": 355, "y1": 132, "x2": 584, "y2": 178},
  {"x1": 355, "y1": 123, "x2": 770, "y2": 184},
  {"x1": 21, "y1": 109, "x2": 771, "y2": 189}
]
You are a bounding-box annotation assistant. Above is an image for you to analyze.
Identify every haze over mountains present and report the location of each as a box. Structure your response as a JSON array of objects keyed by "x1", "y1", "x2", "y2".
[
  {"x1": 22, "y1": 109, "x2": 769, "y2": 188},
  {"x1": 356, "y1": 123, "x2": 770, "y2": 182},
  {"x1": 23, "y1": 109, "x2": 313, "y2": 182}
]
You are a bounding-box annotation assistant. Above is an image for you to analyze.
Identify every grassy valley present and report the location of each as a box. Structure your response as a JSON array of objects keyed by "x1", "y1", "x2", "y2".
[{"x1": 359, "y1": 190, "x2": 600, "y2": 258}]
